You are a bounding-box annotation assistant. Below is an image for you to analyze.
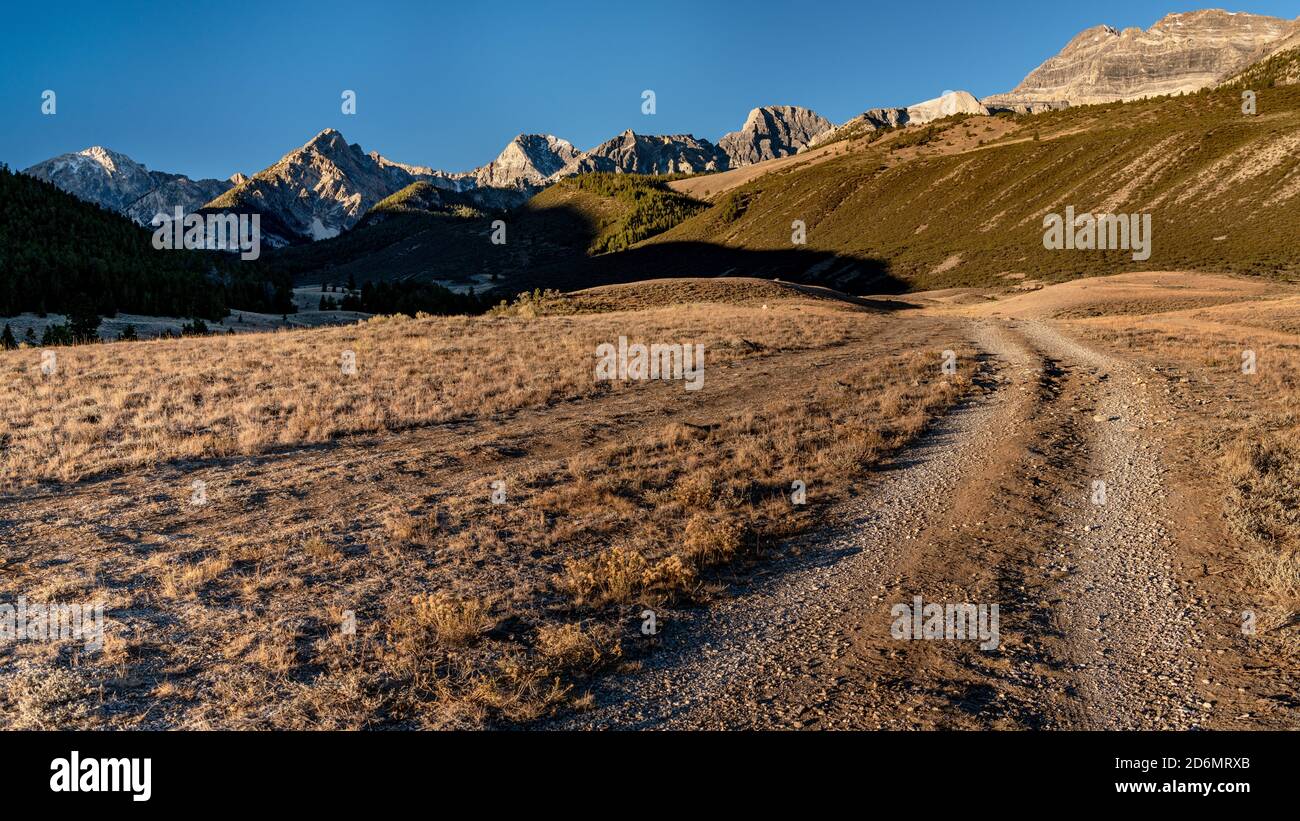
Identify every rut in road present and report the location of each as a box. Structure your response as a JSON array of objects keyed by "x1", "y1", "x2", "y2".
[
  {"x1": 555, "y1": 319, "x2": 1203, "y2": 730},
  {"x1": 1015, "y1": 320, "x2": 1198, "y2": 730}
]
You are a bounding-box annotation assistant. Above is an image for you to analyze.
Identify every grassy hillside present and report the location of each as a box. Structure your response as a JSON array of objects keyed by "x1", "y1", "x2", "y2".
[
  {"x1": 269, "y1": 174, "x2": 708, "y2": 292},
  {"x1": 1224, "y1": 45, "x2": 1300, "y2": 90},
  {"x1": 637, "y1": 84, "x2": 1300, "y2": 290},
  {"x1": 564, "y1": 174, "x2": 709, "y2": 253},
  {"x1": 0, "y1": 285, "x2": 975, "y2": 727},
  {"x1": 364, "y1": 181, "x2": 487, "y2": 221},
  {"x1": 0, "y1": 165, "x2": 294, "y2": 319}
]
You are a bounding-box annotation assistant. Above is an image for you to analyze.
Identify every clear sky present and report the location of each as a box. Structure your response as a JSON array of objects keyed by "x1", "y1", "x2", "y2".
[{"x1": 1, "y1": 1, "x2": 1296, "y2": 180}]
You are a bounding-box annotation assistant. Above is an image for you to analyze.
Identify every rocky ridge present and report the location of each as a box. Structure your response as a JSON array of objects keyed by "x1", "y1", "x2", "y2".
[
  {"x1": 23, "y1": 146, "x2": 236, "y2": 226},
  {"x1": 983, "y1": 10, "x2": 1298, "y2": 107},
  {"x1": 718, "y1": 105, "x2": 833, "y2": 166},
  {"x1": 809, "y1": 91, "x2": 988, "y2": 148},
  {"x1": 553, "y1": 130, "x2": 730, "y2": 178}
]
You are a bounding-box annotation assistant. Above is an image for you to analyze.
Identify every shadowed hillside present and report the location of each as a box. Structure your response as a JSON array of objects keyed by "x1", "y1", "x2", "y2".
[
  {"x1": 268, "y1": 174, "x2": 711, "y2": 293},
  {"x1": 0, "y1": 165, "x2": 294, "y2": 318}
]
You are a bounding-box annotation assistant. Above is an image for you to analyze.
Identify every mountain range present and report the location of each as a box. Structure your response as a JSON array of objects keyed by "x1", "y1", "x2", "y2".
[
  {"x1": 18, "y1": 96, "x2": 951, "y2": 245},
  {"x1": 17, "y1": 9, "x2": 1300, "y2": 254},
  {"x1": 23, "y1": 146, "x2": 239, "y2": 226}
]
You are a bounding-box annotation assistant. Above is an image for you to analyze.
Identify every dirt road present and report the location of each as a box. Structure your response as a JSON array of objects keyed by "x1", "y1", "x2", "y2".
[{"x1": 555, "y1": 317, "x2": 1221, "y2": 730}]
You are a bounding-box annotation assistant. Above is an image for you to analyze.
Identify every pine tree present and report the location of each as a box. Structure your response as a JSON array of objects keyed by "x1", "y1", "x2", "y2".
[
  {"x1": 0, "y1": 323, "x2": 17, "y2": 350},
  {"x1": 181, "y1": 318, "x2": 210, "y2": 336},
  {"x1": 67, "y1": 298, "x2": 102, "y2": 344}
]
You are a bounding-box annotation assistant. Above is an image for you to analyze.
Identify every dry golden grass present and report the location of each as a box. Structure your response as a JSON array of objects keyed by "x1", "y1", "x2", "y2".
[
  {"x1": 0, "y1": 287, "x2": 979, "y2": 728},
  {"x1": 1224, "y1": 436, "x2": 1300, "y2": 614},
  {"x1": 0, "y1": 302, "x2": 860, "y2": 487},
  {"x1": 534, "y1": 621, "x2": 614, "y2": 670},
  {"x1": 409, "y1": 592, "x2": 494, "y2": 646},
  {"x1": 2, "y1": 666, "x2": 94, "y2": 730},
  {"x1": 159, "y1": 554, "x2": 232, "y2": 599},
  {"x1": 1077, "y1": 301, "x2": 1300, "y2": 625},
  {"x1": 381, "y1": 510, "x2": 438, "y2": 548},
  {"x1": 303, "y1": 533, "x2": 342, "y2": 564},
  {"x1": 556, "y1": 277, "x2": 854, "y2": 313}
]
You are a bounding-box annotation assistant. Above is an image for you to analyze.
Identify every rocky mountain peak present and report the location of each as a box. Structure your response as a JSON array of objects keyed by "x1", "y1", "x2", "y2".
[
  {"x1": 307, "y1": 127, "x2": 344, "y2": 146},
  {"x1": 906, "y1": 90, "x2": 989, "y2": 124},
  {"x1": 984, "y1": 10, "x2": 1297, "y2": 107},
  {"x1": 718, "y1": 105, "x2": 833, "y2": 167},
  {"x1": 808, "y1": 91, "x2": 985, "y2": 150},
  {"x1": 299, "y1": 128, "x2": 364, "y2": 164},
  {"x1": 23, "y1": 146, "x2": 233, "y2": 226},
  {"x1": 474, "y1": 134, "x2": 580, "y2": 189},
  {"x1": 79, "y1": 145, "x2": 133, "y2": 175},
  {"x1": 555, "y1": 130, "x2": 729, "y2": 177},
  {"x1": 209, "y1": 129, "x2": 430, "y2": 242}
]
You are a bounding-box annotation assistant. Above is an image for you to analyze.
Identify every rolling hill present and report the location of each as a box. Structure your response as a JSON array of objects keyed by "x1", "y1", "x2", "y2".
[
  {"x1": 265, "y1": 173, "x2": 710, "y2": 292},
  {"x1": 628, "y1": 82, "x2": 1300, "y2": 291}
]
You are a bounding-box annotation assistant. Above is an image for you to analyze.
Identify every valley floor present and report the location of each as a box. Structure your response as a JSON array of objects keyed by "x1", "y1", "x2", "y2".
[
  {"x1": 0, "y1": 286, "x2": 368, "y2": 343},
  {"x1": 0, "y1": 274, "x2": 1295, "y2": 729}
]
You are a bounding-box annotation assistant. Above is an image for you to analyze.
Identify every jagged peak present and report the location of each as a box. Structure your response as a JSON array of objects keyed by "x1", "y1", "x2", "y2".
[
  {"x1": 499, "y1": 133, "x2": 578, "y2": 158},
  {"x1": 74, "y1": 145, "x2": 140, "y2": 174},
  {"x1": 303, "y1": 128, "x2": 353, "y2": 156},
  {"x1": 368, "y1": 150, "x2": 438, "y2": 176},
  {"x1": 80, "y1": 145, "x2": 124, "y2": 158}
]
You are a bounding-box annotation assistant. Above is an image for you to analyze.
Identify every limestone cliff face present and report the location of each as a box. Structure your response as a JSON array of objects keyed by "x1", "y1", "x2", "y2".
[
  {"x1": 718, "y1": 105, "x2": 833, "y2": 166},
  {"x1": 808, "y1": 91, "x2": 987, "y2": 148},
  {"x1": 984, "y1": 10, "x2": 1298, "y2": 107},
  {"x1": 1223, "y1": 24, "x2": 1300, "y2": 87},
  {"x1": 905, "y1": 90, "x2": 989, "y2": 125}
]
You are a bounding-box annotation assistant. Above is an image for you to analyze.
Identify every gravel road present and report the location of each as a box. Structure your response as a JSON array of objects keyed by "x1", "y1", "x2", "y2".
[
  {"x1": 554, "y1": 322, "x2": 1038, "y2": 729},
  {"x1": 1017, "y1": 320, "x2": 1199, "y2": 729},
  {"x1": 554, "y1": 319, "x2": 1208, "y2": 730}
]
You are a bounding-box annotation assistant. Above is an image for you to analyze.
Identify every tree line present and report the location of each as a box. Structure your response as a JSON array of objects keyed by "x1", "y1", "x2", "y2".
[{"x1": 0, "y1": 165, "x2": 295, "y2": 320}]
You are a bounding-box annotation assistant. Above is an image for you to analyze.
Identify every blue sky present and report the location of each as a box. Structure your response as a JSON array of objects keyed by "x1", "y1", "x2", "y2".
[{"x1": 2, "y1": 1, "x2": 1296, "y2": 179}]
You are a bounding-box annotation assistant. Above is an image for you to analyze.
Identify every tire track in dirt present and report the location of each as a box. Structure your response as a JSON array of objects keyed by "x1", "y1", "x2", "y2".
[
  {"x1": 553, "y1": 322, "x2": 1041, "y2": 729},
  {"x1": 556, "y1": 318, "x2": 1205, "y2": 730},
  {"x1": 1016, "y1": 320, "x2": 1200, "y2": 729}
]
